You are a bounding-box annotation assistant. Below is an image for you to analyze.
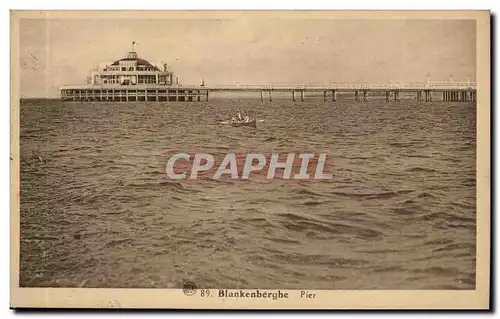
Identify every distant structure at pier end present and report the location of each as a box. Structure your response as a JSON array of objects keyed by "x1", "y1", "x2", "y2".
[
  {"x1": 60, "y1": 43, "x2": 209, "y2": 102},
  {"x1": 90, "y1": 51, "x2": 174, "y2": 86}
]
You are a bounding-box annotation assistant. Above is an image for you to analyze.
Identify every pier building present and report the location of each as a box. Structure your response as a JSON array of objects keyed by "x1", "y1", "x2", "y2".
[{"x1": 60, "y1": 44, "x2": 208, "y2": 102}]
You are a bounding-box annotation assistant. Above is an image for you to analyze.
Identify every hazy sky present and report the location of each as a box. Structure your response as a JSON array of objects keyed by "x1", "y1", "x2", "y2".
[{"x1": 18, "y1": 17, "x2": 476, "y2": 98}]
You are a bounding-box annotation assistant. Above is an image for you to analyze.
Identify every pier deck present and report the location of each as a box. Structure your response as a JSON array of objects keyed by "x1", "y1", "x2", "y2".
[{"x1": 60, "y1": 81, "x2": 477, "y2": 103}]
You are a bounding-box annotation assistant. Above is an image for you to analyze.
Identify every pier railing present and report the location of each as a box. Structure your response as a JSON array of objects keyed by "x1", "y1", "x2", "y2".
[
  {"x1": 61, "y1": 81, "x2": 477, "y2": 91},
  {"x1": 205, "y1": 81, "x2": 476, "y2": 90}
]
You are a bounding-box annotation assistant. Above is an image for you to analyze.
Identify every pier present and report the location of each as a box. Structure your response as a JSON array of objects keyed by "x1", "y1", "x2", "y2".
[
  {"x1": 59, "y1": 45, "x2": 477, "y2": 104},
  {"x1": 204, "y1": 81, "x2": 477, "y2": 103},
  {"x1": 61, "y1": 81, "x2": 476, "y2": 103}
]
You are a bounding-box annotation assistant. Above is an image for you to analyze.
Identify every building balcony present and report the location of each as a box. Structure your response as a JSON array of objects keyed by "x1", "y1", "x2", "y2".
[{"x1": 92, "y1": 70, "x2": 172, "y2": 76}]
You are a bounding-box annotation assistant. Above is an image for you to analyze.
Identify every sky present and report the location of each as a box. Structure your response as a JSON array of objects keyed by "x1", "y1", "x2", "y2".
[{"x1": 18, "y1": 17, "x2": 476, "y2": 98}]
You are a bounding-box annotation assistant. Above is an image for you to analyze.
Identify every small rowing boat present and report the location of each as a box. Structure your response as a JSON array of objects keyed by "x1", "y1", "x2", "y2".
[{"x1": 231, "y1": 119, "x2": 257, "y2": 128}]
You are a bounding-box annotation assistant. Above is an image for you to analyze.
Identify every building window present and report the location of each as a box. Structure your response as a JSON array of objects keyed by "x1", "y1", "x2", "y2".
[
  {"x1": 104, "y1": 80, "x2": 107, "y2": 84},
  {"x1": 129, "y1": 67, "x2": 134, "y2": 71},
  {"x1": 144, "y1": 76, "x2": 156, "y2": 84}
]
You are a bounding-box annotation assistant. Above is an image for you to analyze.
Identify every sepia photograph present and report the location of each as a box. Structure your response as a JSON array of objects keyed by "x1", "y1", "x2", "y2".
[{"x1": 10, "y1": 10, "x2": 490, "y2": 309}]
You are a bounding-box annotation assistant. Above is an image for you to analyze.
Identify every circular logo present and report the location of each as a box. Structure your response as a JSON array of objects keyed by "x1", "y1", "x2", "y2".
[{"x1": 182, "y1": 281, "x2": 197, "y2": 296}]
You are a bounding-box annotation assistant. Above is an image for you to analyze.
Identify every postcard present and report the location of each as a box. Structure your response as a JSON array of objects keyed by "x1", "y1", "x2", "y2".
[{"x1": 10, "y1": 10, "x2": 490, "y2": 309}]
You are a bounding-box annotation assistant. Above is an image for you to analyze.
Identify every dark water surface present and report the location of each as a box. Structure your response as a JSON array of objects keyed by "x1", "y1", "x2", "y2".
[{"x1": 19, "y1": 98, "x2": 476, "y2": 289}]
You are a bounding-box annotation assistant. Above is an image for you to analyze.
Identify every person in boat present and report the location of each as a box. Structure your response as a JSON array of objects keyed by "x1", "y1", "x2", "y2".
[{"x1": 237, "y1": 109, "x2": 244, "y2": 121}]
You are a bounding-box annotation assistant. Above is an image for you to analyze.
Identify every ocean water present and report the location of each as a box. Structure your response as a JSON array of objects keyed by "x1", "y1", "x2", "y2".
[{"x1": 19, "y1": 98, "x2": 476, "y2": 289}]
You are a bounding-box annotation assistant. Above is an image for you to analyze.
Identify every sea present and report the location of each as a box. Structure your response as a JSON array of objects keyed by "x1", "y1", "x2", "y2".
[{"x1": 19, "y1": 97, "x2": 476, "y2": 289}]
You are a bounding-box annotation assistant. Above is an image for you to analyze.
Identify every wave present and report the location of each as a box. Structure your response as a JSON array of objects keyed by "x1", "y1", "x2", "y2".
[
  {"x1": 232, "y1": 215, "x2": 275, "y2": 229},
  {"x1": 343, "y1": 155, "x2": 377, "y2": 160},
  {"x1": 262, "y1": 137, "x2": 277, "y2": 142},
  {"x1": 275, "y1": 212, "x2": 384, "y2": 239},
  {"x1": 370, "y1": 266, "x2": 404, "y2": 273},
  {"x1": 331, "y1": 189, "x2": 414, "y2": 200},
  {"x1": 416, "y1": 211, "x2": 475, "y2": 224},
  {"x1": 271, "y1": 252, "x2": 368, "y2": 268},
  {"x1": 263, "y1": 237, "x2": 300, "y2": 245},
  {"x1": 302, "y1": 200, "x2": 325, "y2": 206},
  {"x1": 415, "y1": 191, "x2": 436, "y2": 199},
  {"x1": 389, "y1": 142, "x2": 412, "y2": 148},
  {"x1": 432, "y1": 242, "x2": 475, "y2": 253},
  {"x1": 403, "y1": 154, "x2": 432, "y2": 159},
  {"x1": 103, "y1": 238, "x2": 133, "y2": 248},
  {"x1": 405, "y1": 167, "x2": 439, "y2": 173},
  {"x1": 409, "y1": 266, "x2": 462, "y2": 277},
  {"x1": 294, "y1": 188, "x2": 325, "y2": 198}
]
